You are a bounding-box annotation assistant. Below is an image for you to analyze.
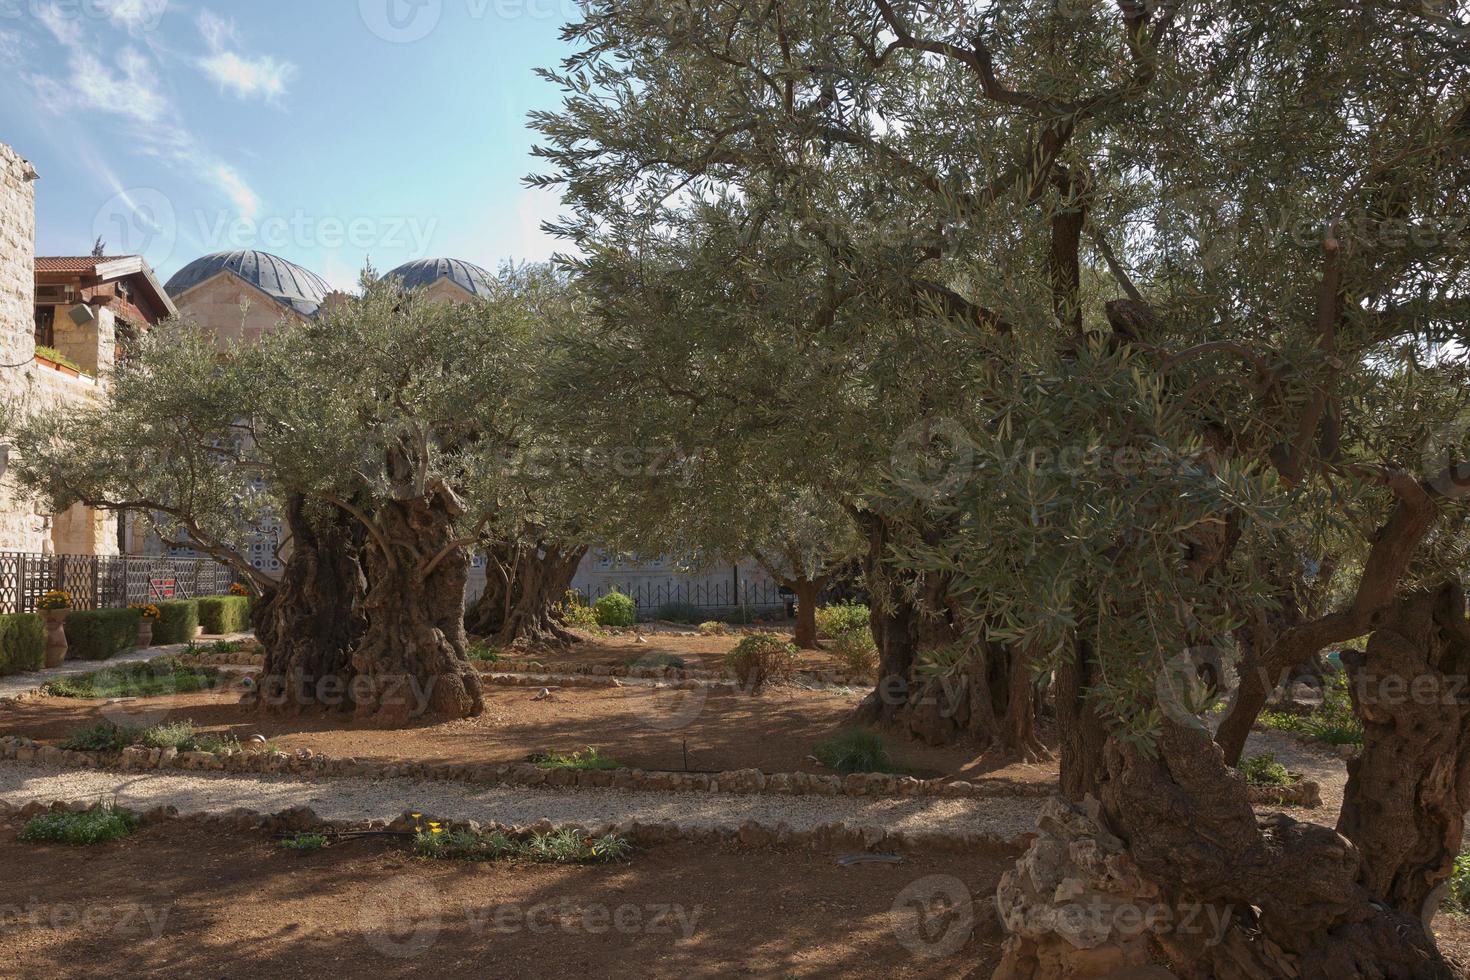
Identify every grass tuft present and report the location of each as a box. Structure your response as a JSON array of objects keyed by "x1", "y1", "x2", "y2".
[
  {"x1": 814, "y1": 728, "x2": 898, "y2": 775},
  {"x1": 278, "y1": 832, "x2": 328, "y2": 852},
  {"x1": 20, "y1": 803, "x2": 138, "y2": 846},
  {"x1": 44, "y1": 658, "x2": 220, "y2": 700},
  {"x1": 531, "y1": 746, "x2": 621, "y2": 771},
  {"x1": 413, "y1": 827, "x2": 631, "y2": 864},
  {"x1": 1239, "y1": 752, "x2": 1295, "y2": 786}
]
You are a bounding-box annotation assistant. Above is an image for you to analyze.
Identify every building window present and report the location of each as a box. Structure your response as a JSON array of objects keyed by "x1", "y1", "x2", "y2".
[{"x1": 33, "y1": 306, "x2": 55, "y2": 348}]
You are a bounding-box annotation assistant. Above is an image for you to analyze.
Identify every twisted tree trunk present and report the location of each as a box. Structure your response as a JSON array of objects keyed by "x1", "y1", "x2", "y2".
[
  {"x1": 467, "y1": 539, "x2": 586, "y2": 648},
  {"x1": 789, "y1": 576, "x2": 823, "y2": 650},
  {"x1": 1338, "y1": 583, "x2": 1470, "y2": 925},
  {"x1": 249, "y1": 495, "x2": 367, "y2": 715},
  {"x1": 350, "y1": 486, "x2": 484, "y2": 723}
]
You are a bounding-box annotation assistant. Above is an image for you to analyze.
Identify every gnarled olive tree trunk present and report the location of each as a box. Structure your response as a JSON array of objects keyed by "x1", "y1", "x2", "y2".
[
  {"x1": 350, "y1": 484, "x2": 484, "y2": 723},
  {"x1": 466, "y1": 539, "x2": 586, "y2": 648},
  {"x1": 1338, "y1": 583, "x2": 1470, "y2": 925},
  {"x1": 899, "y1": 639, "x2": 1051, "y2": 761},
  {"x1": 849, "y1": 511, "x2": 920, "y2": 726},
  {"x1": 249, "y1": 495, "x2": 367, "y2": 715}
]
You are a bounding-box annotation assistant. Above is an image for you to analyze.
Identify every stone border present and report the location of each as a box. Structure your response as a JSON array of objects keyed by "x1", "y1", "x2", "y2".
[
  {"x1": 174, "y1": 651, "x2": 868, "y2": 690},
  {"x1": 1245, "y1": 778, "x2": 1322, "y2": 808},
  {"x1": 0, "y1": 798, "x2": 1019, "y2": 855},
  {"x1": 0, "y1": 735, "x2": 1051, "y2": 802}
]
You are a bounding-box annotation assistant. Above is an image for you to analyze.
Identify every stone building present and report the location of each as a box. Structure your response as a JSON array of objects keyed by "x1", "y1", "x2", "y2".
[{"x1": 0, "y1": 141, "x2": 172, "y2": 556}]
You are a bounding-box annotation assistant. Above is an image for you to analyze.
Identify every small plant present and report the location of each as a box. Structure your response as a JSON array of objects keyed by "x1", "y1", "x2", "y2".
[
  {"x1": 697, "y1": 620, "x2": 729, "y2": 636},
  {"x1": 35, "y1": 345, "x2": 88, "y2": 375},
  {"x1": 20, "y1": 803, "x2": 138, "y2": 846},
  {"x1": 136, "y1": 720, "x2": 238, "y2": 754},
  {"x1": 828, "y1": 628, "x2": 878, "y2": 679},
  {"x1": 466, "y1": 639, "x2": 503, "y2": 662},
  {"x1": 532, "y1": 746, "x2": 622, "y2": 770},
  {"x1": 814, "y1": 602, "x2": 870, "y2": 638},
  {"x1": 724, "y1": 633, "x2": 799, "y2": 692},
  {"x1": 129, "y1": 603, "x2": 161, "y2": 620},
  {"x1": 653, "y1": 601, "x2": 702, "y2": 623},
  {"x1": 229, "y1": 582, "x2": 251, "y2": 597},
  {"x1": 556, "y1": 591, "x2": 601, "y2": 630},
  {"x1": 37, "y1": 590, "x2": 72, "y2": 611},
  {"x1": 1239, "y1": 752, "x2": 1294, "y2": 786},
  {"x1": 1447, "y1": 852, "x2": 1470, "y2": 913},
  {"x1": 412, "y1": 826, "x2": 631, "y2": 864},
  {"x1": 279, "y1": 832, "x2": 328, "y2": 852},
  {"x1": 61, "y1": 720, "x2": 140, "y2": 752},
  {"x1": 814, "y1": 728, "x2": 897, "y2": 774},
  {"x1": 1261, "y1": 671, "x2": 1363, "y2": 746},
  {"x1": 593, "y1": 590, "x2": 637, "y2": 628}
]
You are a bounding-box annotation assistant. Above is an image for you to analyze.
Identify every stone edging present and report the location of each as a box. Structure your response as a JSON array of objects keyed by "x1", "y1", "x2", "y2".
[
  {"x1": 0, "y1": 735, "x2": 1050, "y2": 802},
  {"x1": 0, "y1": 798, "x2": 1019, "y2": 855},
  {"x1": 1244, "y1": 778, "x2": 1321, "y2": 808}
]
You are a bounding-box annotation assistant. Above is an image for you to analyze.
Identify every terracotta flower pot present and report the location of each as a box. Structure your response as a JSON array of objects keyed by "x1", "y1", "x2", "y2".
[{"x1": 42, "y1": 609, "x2": 68, "y2": 668}]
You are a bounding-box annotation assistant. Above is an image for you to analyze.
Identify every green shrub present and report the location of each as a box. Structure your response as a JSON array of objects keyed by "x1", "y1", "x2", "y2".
[
  {"x1": 0, "y1": 613, "x2": 45, "y2": 676},
  {"x1": 532, "y1": 746, "x2": 621, "y2": 770},
  {"x1": 815, "y1": 602, "x2": 871, "y2": 638},
  {"x1": 828, "y1": 628, "x2": 878, "y2": 679},
  {"x1": 1239, "y1": 752, "x2": 1294, "y2": 786},
  {"x1": 63, "y1": 608, "x2": 143, "y2": 662},
  {"x1": 196, "y1": 596, "x2": 251, "y2": 635},
  {"x1": 467, "y1": 639, "x2": 503, "y2": 662},
  {"x1": 593, "y1": 590, "x2": 636, "y2": 627},
  {"x1": 279, "y1": 832, "x2": 328, "y2": 852},
  {"x1": 815, "y1": 728, "x2": 897, "y2": 774},
  {"x1": 152, "y1": 600, "x2": 200, "y2": 645},
  {"x1": 44, "y1": 658, "x2": 220, "y2": 699},
  {"x1": 697, "y1": 620, "x2": 729, "y2": 636},
  {"x1": 61, "y1": 721, "x2": 140, "y2": 752},
  {"x1": 724, "y1": 633, "x2": 799, "y2": 691},
  {"x1": 136, "y1": 720, "x2": 238, "y2": 754},
  {"x1": 414, "y1": 827, "x2": 519, "y2": 861},
  {"x1": 20, "y1": 804, "x2": 139, "y2": 845},
  {"x1": 653, "y1": 601, "x2": 702, "y2": 623},
  {"x1": 1447, "y1": 852, "x2": 1470, "y2": 913},
  {"x1": 1260, "y1": 672, "x2": 1363, "y2": 746}
]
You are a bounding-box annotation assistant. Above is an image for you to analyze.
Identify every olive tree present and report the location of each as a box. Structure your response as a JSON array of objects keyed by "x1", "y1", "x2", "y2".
[{"x1": 533, "y1": 0, "x2": 1470, "y2": 974}]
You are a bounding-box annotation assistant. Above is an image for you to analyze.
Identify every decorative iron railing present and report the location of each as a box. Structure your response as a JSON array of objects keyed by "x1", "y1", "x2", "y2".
[
  {"x1": 0, "y1": 553, "x2": 237, "y2": 614},
  {"x1": 571, "y1": 579, "x2": 787, "y2": 613}
]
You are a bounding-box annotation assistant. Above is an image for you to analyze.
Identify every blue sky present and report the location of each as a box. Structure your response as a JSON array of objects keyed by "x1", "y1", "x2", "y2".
[{"x1": 0, "y1": 0, "x2": 579, "y2": 289}]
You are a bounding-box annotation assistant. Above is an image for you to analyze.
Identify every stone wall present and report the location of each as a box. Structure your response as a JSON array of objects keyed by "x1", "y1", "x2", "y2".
[
  {"x1": 0, "y1": 142, "x2": 117, "y2": 556},
  {"x1": 170, "y1": 273, "x2": 304, "y2": 348}
]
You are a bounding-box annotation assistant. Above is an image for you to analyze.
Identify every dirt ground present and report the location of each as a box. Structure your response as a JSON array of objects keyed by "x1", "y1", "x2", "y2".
[
  {"x1": 527, "y1": 625, "x2": 851, "y2": 674},
  {"x1": 0, "y1": 681, "x2": 1058, "y2": 787},
  {"x1": 0, "y1": 822, "x2": 1010, "y2": 979}
]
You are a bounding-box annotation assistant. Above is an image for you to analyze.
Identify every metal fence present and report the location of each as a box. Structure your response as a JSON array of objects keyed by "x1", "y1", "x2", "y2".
[
  {"x1": 0, "y1": 553, "x2": 237, "y2": 614},
  {"x1": 571, "y1": 579, "x2": 788, "y2": 614}
]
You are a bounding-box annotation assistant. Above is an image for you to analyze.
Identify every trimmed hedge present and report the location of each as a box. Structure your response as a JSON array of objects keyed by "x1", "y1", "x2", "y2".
[
  {"x1": 63, "y1": 608, "x2": 143, "y2": 662},
  {"x1": 152, "y1": 600, "x2": 199, "y2": 645},
  {"x1": 197, "y1": 596, "x2": 251, "y2": 635},
  {"x1": 0, "y1": 613, "x2": 45, "y2": 676}
]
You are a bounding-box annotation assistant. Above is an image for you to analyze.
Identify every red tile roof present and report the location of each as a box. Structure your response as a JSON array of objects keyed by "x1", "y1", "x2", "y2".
[{"x1": 35, "y1": 256, "x2": 110, "y2": 273}]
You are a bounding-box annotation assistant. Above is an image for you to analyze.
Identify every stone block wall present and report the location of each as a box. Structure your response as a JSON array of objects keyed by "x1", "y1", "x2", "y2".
[{"x1": 0, "y1": 141, "x2": 117, "y2": 556}]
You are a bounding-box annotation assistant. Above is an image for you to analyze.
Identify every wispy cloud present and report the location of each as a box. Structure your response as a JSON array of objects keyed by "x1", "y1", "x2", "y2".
[
  {"x1": 23, "y1": 2, "x2": 264, "y2": 222},
  {"x1": 96, "y1": 0, "x2": 171, "y2": 34},
  {"x1": 196, "y1": 11, "x2": 295, "y2": 100}
]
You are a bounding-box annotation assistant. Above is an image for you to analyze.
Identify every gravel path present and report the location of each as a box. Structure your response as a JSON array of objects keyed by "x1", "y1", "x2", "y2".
[
  {"x1": 0, "y1": 761, "x2": 1041, "y2": 845},
  {"x1": 1243, "y1": 727, "x2": 1353, "y2": 817}
]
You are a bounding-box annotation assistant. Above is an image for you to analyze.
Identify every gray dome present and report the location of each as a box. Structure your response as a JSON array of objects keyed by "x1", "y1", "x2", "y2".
[
  {"x1": 166, "y1": 250, "x2": 330, "y2": 318},
  {"x1": 384, "y1": 258, "x2": 496, "y2": 298}
]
